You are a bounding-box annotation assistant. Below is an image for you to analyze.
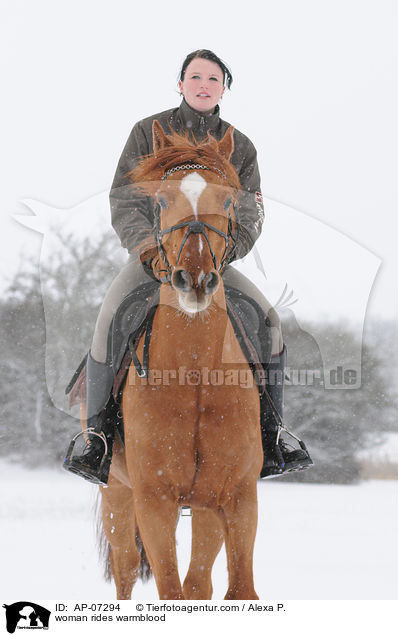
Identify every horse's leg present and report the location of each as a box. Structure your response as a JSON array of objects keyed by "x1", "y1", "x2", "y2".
[
  {"x1": 101, "y1": 473, "x2": 140, "y2": 600},
  {"x1": 133, "y1": 488, "x2": 183, "y2": 600},
  {"x1": 220, "y1": 481, "x2": 259, "y2": 600},
  {"x1": 183, "y1": 509, "x2": 224, "y2": 600}
]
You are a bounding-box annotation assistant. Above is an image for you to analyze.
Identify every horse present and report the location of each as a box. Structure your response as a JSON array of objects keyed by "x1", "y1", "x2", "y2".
[{"x1": 99, "y1": 121, "x2": 263, "y2": 600}]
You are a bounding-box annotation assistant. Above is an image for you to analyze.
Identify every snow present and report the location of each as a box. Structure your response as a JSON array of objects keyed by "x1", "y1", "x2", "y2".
[{"x1": 0, "y1": 459, "x2": 397, "y2": 601}]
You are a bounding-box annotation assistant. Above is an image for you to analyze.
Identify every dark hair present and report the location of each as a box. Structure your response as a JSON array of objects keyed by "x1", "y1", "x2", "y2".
[{"x1": 179, "y1": 49, "x2": 233, "y2": 89}]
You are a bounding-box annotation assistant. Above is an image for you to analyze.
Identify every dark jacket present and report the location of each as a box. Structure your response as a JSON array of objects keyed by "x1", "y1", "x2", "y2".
[{"x1": 110, "y1": 98, "x2": 265, "y2": 262}]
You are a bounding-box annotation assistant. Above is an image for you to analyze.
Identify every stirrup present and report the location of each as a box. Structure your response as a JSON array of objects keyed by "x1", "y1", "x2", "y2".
[
  {"x1": 261, "y1": 425, "x2": 313, "y2": 479},
  {"x1": 63, "y1": 428, "x2": 110, "y2": 486}
]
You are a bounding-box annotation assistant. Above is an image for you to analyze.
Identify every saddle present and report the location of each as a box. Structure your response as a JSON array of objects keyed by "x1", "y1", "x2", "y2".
[{"x1": 66, "y1": 281, "x2": 273, "y2": 413}]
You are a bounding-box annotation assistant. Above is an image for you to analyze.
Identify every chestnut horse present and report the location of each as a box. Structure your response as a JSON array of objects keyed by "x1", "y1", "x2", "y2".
[{"x1": 100, "y1": 121, "x2": 263, "y2": 600}]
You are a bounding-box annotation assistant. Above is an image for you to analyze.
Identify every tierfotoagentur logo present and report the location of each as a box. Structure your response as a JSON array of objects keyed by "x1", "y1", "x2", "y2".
[
  {"x1": 2, "y1": 602, "x2": 51, "y2": 633},
  {"x1": 127, "y1": 364, "x2": 360, "y2": 388}
]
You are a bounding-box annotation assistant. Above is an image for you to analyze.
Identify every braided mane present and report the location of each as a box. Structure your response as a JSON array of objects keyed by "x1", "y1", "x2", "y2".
[{"x1": 126, "y1": 129, "x2": 241, "y2": 192}]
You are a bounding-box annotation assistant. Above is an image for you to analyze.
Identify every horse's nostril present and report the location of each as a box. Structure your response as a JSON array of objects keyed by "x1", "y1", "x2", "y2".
[
  {"x1": 172, "y1": 269, "x2": 192, "y2": 291},
  {"x1": 204, "y1": 271, "x2": 220, "y2": 294}
]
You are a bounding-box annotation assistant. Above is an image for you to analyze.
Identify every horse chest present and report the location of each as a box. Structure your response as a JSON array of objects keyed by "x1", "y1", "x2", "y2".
[
  {"x1": 147, "y1": 306, "x2": 249, "y2": 367},
  {"x1": 123, "y1": 299, "x2": 261, "y2": 486},
  {"x1": 128, "y1": 309, "x2": 259, "y2": 437},
  {"x1": 125, "y1": 371, "x2": 260, "y2": 454}
]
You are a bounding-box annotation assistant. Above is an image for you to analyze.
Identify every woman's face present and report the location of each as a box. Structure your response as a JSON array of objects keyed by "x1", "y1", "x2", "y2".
[{"x1": 179, "y1": 58, "x2": 225, "y2": 113}]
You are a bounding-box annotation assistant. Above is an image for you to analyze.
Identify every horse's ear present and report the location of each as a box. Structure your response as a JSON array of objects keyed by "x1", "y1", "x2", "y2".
[
  {"x1": 218, "y1": 126, "x2": 235, "y2": 160},
  {"x1": 152, "y1": 120, "x2": 173, "y2": 153}
]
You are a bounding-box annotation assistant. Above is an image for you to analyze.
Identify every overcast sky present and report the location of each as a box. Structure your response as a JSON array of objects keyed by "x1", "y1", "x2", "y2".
[{"x1": 1, "y1": 0, "x2": 397, "y2": 327}]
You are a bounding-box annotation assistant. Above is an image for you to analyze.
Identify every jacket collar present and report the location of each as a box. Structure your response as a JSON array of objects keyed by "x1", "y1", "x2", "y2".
[{"x1": 178, "y1": 98, "x2": 221, "y2": 138}]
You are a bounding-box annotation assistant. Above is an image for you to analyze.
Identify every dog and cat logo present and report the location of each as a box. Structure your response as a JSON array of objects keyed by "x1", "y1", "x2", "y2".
[{"x1": 2, "y1": 602, "x2": 50, "y2": 633}]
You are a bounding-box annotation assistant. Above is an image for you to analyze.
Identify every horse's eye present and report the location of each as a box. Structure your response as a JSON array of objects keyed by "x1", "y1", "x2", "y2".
[
  {"x1": 158, "y1": 197, "x2": 168, "y2": 209},
  {"x1": 223, "y1": 197, "x2": 232, "y2": 210}
]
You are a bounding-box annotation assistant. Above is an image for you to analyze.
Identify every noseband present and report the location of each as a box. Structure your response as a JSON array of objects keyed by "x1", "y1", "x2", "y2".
[{"x1": 155, "y1": 164, "x2": 235, "y2": 283}]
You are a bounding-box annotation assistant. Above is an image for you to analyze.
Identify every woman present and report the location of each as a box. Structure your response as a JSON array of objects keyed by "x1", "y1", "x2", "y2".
[{"x1": 64, "y1": 49, "x2": 311, "y2": 485}]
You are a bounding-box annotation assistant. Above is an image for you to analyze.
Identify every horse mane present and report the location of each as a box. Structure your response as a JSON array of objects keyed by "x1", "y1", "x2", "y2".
[{"x1": 126, "y1": 129, "x2": 241, "y2": 192}]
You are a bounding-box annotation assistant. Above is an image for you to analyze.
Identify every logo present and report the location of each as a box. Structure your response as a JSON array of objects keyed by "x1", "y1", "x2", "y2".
[
  {"x1": 255, "y1": 190, "x2": 263, "y2": 205},
  {"x1": 2, "y1": 603, "x2": 51, "y2": 633}
]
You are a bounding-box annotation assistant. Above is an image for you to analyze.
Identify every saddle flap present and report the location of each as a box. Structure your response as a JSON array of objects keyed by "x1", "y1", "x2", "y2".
[
  {"x1": 224, "y1": 285, "x2": 272, "y2": 367},
  {"x1": 65, "y1": 281, "x2": 160, "y2": 408}
]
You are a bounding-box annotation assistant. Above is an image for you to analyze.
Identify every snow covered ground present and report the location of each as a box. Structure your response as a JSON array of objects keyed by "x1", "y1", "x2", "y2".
[{"x1": 1, "y1": 459, "x2": 397, "y2": 601}]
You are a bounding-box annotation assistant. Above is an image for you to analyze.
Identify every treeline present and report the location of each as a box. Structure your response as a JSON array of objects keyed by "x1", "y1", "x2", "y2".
[
  {"x1": 0, "y1": 233, "x2": 124, "y2": 466},
  {"x1": 281, "y1": 311, "x2": 397, "y2": 483}
]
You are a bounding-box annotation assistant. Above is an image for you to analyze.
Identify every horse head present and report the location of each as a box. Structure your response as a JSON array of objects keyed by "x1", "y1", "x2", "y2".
[{"x1": 128, "y1": 121, "x2": 241, "y2": 314}]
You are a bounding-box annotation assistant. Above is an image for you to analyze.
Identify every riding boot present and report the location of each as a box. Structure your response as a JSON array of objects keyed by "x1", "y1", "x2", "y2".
[
  {"x1": 63, "y1": 352, "x2": 115, "y2": 486},
  {"x1": 260, "y1": 346, "x2": 313, "y2": 478}
]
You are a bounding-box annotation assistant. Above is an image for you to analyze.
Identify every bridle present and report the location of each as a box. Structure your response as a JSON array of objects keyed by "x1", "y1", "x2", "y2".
[
  {"x1": 157, "y1": 218, "x2": 233, "y2": 280},
  {"x1": 154, "y1": 163, "x2": 236, "y2": 283}
]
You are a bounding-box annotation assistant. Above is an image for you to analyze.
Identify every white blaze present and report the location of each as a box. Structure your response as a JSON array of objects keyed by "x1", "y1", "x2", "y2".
[{"x1": 180, "y1": 172, "x2": 207, "y2": 219}]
